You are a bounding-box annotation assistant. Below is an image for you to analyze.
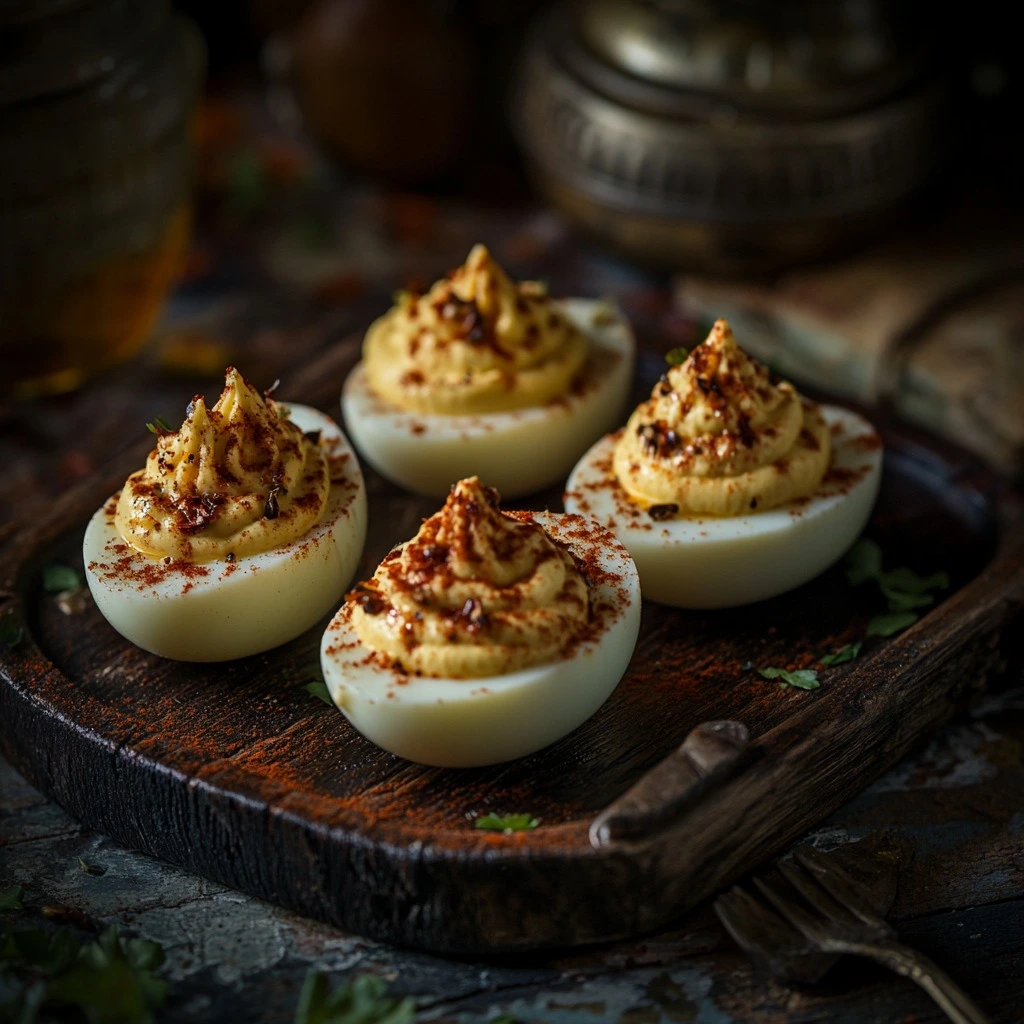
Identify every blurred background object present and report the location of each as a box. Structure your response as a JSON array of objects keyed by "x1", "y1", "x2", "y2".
[
  {"x1": 291, "y1": 0, "x2": 477, "y2": 184},
  {"x1": 513, "y1": 0, "x2": 951, "y2": 274},
  {"x1": 0, "y1": 0, "x2": 205, "y2": 399},
  {"x1": 1, "y1": 0, "x2": 1022, "y2": 479}
]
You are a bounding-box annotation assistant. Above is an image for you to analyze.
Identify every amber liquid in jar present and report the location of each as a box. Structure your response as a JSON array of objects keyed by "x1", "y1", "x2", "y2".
[{"x1": 0, "y1": 1, "x2": 204, "y2": 399}]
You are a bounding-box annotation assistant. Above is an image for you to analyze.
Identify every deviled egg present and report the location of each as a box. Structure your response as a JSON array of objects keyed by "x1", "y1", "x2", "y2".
[
  {"x1": 320, "y1": 477, "x2": 640, "y2": 767},
  {"x1": 84, "y1": 368, "x2": 367, "y2": 661},
  {"x1": 565, "y1": 320, "x2": 882, "y2": 608},
  {"x1": 341, "y1": 245, "x2": 634, "y2": 498}
]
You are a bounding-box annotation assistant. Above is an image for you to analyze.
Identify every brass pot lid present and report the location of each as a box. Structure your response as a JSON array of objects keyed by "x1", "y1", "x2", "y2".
[{"x1": 570, "y1": 0, "x2": 932, "y2": 120}]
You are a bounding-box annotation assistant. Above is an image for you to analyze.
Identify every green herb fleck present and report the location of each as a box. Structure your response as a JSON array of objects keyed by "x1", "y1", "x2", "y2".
[
  {"x1": 846, "y1": 539, "x2": 883, "y2": 585},
  {"x1": 0, "y1": 618, "x2": 23, "y2": 649},
  {"x1": 877, "y1": 567, "x2": 950, "y2": 611},
  {"x1": 820, "y1": 641, "x2": 863, "y2": 667},
  {"x1": 475, "y1": 813, "x2": 539, "y2": 833},
  {"x1": 294, "y1": 971, "x2": 415, "y2": 1024},
  {"x1": 293, "y1": 215, "x2": 334, "y2": 252},
  {"x1": 867, "y1": 611, "x2": 919, "y2": 638},
  {"x1": 303, "y1": 680, "x2": 334, "y2": 707},
  {"x1": 757, "y1": 667, "x2": 820, "y2": 691},
  {"x1": 0, "y1": 886, "x2": 25, "y2": 912},
  {"x1": 145, "y1": 416, "x2": 173, "y2": 434},
  {"x1": 42, "y1": 565, "x2": 82, "y2": 593},
  {"x1": 227, "y1": 151, "x2": 270, "y2": 219},
  {"x1": 77, "y1": 856, "x2": 105, "y2": 877},
  {"x1": 665, "y1": 347, "x2": 689, "y2": 366},
  {"x1": 846, "y1": 539, "x2": 948, "y2": 613}
]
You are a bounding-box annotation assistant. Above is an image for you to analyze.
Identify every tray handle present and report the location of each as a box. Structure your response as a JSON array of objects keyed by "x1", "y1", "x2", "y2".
[{"x1": 589, "y1": 720, "x2": 750, "y2": 848}]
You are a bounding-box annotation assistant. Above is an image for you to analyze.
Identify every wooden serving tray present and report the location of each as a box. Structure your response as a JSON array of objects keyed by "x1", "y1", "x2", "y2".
[{"x1": 2, "y1": 342, "x2": 1023, "y2": 955}]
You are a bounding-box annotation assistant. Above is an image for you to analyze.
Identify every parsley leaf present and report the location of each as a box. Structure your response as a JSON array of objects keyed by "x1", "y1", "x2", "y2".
[
  {"x1": 665, "y1": 347, "x2": 689, "y2": 366},
  {"x1": 77, "y1": 856, "x2": 106, "y2": 877},
  {"x1": 0, "y1": 924, "x2": 167, "y2": 1024},
  {"x1": 145, "y1": 416, "x2": 173, "y2": 434},
  {"x1": 846, "y1": 539, "x2": 948, "y2": 613},
  {"x1": 45, "y1": 926, "x2": 167, "y2": 1023},
  {"x1": 0, "y1": 618, "x2": 23, "y2": 649},
  {"x1": 294, "y1": 971, "x2": 415, "y2": 1024},
  {"x1": 820, "y1": 641, "x2": 862, "y2": 667},
  {"x1": 878, "y1": 567, "x2": 949, "y2": 611},
  {"x1": 42, "y1": 565, "x2": 82, "y2": 593},
  {"x1": 867, "y1": 611, "x2": 919, "y2": 637},
  {"x1": 475, "y1": 813, "x2": 539, "y2": 833},
  {"x1": 0, "y1": 886, "x2": 24, "y2": 912},
  {"x1": 846, "y1": 539, "x2": 883, "y2": 585},
  {"x1": 303, "y1": 680, "x2": 334, "y2": 707},
  {"x1": 757, "y1": 667, "x2": 820, "y2": 691}
]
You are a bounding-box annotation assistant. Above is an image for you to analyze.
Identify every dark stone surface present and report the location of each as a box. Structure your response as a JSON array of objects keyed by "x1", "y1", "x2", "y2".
[{"x1": 3, "y1": 684, "x2": 1022, "y2": 1022}]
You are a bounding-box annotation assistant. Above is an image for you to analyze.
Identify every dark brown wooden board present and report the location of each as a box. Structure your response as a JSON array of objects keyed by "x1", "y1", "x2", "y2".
[{"x1": 2, "y1": 342, "x2": 1023, "y2": 955}]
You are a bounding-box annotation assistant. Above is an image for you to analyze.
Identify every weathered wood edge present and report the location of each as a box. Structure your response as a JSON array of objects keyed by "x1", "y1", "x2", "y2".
[
  {"x1": 2, "y1": 437, "x2": 1022, "y2": 953},
  {"x1": 617, "y1": 497, "x2": 1024, "y2": 933}
]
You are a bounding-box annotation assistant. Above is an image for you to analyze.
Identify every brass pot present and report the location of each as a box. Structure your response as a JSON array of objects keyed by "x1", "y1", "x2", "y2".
[{"x1": 513, "y1": 0, "x2": 952, "y2": 274}]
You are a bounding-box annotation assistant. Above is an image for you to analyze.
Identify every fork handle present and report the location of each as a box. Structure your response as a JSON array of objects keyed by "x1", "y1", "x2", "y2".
[{"x1": 855, "y1": 940, "x2": 991, "y2": 1024}]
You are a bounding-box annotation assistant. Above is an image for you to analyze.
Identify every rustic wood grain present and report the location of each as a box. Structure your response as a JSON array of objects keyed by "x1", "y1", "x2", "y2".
[{"x1": 1, "y1": 348, "x2": 1021, "y2": 954}]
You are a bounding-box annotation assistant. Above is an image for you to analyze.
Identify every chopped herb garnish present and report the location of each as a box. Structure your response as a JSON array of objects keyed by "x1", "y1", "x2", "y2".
[
  {"x1": 845, "y1": 539, "x2": 883, "y2": 585},
  {"x1": 294, "y1": 971, "x2": 415, "y2": 1024},
  {"x1": 867, "y1": 611, "x2": 919, "y2": 637},
  {"x1": 293, "y1": 216, "x2": 334, "y2": 252},
  {"x1": 42, "y1": 565, "x2": 82, "y2": 593},
  {"x1": 665, "y1": 346, "x2": 689, "y2": 366},
  {"x1": 475, "y1": 813, "x2": 539, "y2": 833},
  {"x1": 846, "y1": 539, "x2": 948, "y2": 612},
  {"x1": 77, "y1": 856, "x2": 105, "y2": 877},
  {"x1": 757, "y1": 667, "x2": 820, "y2": 691},
  {"x1": 303, "y1": 680, "x2": 334, "y2": 707},
  {"x1": 820, "y1": 641, "x2": 863, "y2": 667},
  {"x1": 145, "y1": 416, "x2": 173, "y2": 434},
  {"x1": 0, "y1": 885, "x2": 25, "y2": 911},
  {"x1": 1, "y1": 618, "x2": 24, "y2": 649},
  {"x1": 227, "y1": 151, "x2": 269, "y2": 219},
  {"x1": 877, "y1": 567, "x2": 950, "y2": 611}
]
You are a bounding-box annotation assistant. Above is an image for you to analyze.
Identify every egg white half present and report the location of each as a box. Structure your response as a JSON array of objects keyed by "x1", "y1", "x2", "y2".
[
  {"x1": 564, "y1": 405, "x2": 883, "y2": 609},
  {"x1": 340, "y1": 299, "x2": 635, "y2": 499},
  {"x1": 319, "y1": 512, "x2": 641, "y2": 767},
  {"x1": 83, "y1": 405, "x2": 367, "y2": 662}
]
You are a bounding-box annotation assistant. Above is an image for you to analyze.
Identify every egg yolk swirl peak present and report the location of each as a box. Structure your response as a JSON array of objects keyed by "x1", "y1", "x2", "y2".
[
  {"x1": 363, "y1": 244, "x2": 588, "y2": 414},
  {"x1": 347, "y1": 477, "x2": 590, "y2": 678},
  {"x1": 115, "y1": 368, "x2": 330, "y2": 562},
  {"x1": 613, "y1": 320, "x2": 831, "y2": 517}
]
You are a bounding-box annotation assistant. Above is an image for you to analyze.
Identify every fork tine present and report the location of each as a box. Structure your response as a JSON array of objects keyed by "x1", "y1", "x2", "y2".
[
  {"x1": 795, "y1": 846, "x2": 893, "y2": 930},
  {"x1": 715, "y1": 885, "x2": 799, "y2": 954},
  {"x1": 715, "y1": 884, "x2": 839, "y2": 986},
  {"x1": 753, "y1": 874, "x2": 828, "y2": 942},
  {"x1": 714, "y1": 887, "x2": 763, "y2": 952},
  {"x1": 776, "y1": 858, "x2": 863, "y2": 928}
]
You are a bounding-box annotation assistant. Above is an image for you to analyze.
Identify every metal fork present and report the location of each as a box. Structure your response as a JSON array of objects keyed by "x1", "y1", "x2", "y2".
[{"x1": 716, "y1": 846, "x2": 990, "y2": 1024}]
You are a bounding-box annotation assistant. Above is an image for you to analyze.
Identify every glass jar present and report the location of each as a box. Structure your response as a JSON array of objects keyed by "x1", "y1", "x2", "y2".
[{"x1": 0, "y1": 0, "x2": 205, "y2": 398}]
